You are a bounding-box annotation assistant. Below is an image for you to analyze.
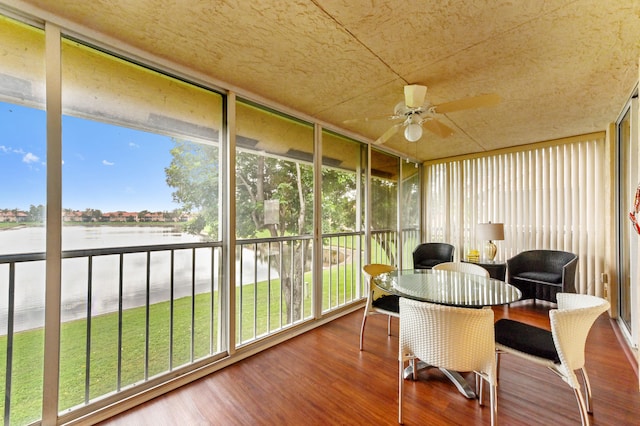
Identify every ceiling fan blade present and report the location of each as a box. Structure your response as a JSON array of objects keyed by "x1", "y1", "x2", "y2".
[
  {"x1": 423, "y1": 118, "x2": 455, "y2": 138},
  {"x1": 434, "y1": 93, "x2": 501, "y2": 114},
  {"x1": 374, "y1": 123, "x2": 401, "y2": 144}
]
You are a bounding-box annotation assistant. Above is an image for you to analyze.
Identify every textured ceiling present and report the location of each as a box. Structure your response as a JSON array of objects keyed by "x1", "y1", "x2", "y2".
[{"x1": 5, "y1": 0, "x2": 640, "y2": 161}]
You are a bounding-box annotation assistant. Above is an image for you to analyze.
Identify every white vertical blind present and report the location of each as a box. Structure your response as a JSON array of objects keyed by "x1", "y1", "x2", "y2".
[{"x1": 424, "y1": 134, "x2": 606, "y2": 296}]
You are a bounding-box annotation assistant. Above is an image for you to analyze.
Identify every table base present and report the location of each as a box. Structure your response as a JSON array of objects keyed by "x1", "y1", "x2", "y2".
[{"x1": 404, "y1": 361, "x2": 476, "y2": 399}]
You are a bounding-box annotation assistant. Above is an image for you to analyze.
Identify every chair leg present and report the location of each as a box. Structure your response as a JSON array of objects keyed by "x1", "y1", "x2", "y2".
[
  {"x1": 578, "y1": 367, "x2": 594, "y2": 413},
  {"x1": 573, "y1": 387, "x2": 590, "y2": 426},
  {"x1": 398, "y1": 359, "x2": 404, "y2": 424},
  {"x1": 489, "y1": 382, "x2": 497, "y2": 426},
  {"x1": 359, "y1": 312, "x2": 368, "y2": 351},
  {"x1": 495, "y1": 351, "x2": 501, "y2": 382},
  {"x1": 477, "y1": 374, "x2": 484, "y2": 406},
  {"x1": 410, "y1": 358, "x2": 417, "y2": 381}
]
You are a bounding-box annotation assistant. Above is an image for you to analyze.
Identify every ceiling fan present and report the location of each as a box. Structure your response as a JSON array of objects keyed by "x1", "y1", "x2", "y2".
[{"x1": 365, "y1": 85, "x2": 500, "y2": 144}]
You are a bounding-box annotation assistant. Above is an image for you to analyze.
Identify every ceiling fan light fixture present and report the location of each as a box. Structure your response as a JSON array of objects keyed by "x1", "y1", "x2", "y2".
[
  {"x1": 404, "y1": 123, "x2": 423, "y2": 142},
  {"x1": 404, "y1": 85, "x2": 427, "y2": 108}
]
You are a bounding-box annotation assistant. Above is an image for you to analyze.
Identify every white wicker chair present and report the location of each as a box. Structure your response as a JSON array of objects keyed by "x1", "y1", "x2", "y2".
[
  {"x1": 360, "y1": 264, "x2": 397, "y2": 351},
  {"x1": 495, "y1": 293, "x2": 610, "y2": 426},
  {"x1": 433, "y1": 261, "x2": 490, "y2": 277},
  {"x1": 399, "y1": 298, "x2": 497, "y2": 425}
]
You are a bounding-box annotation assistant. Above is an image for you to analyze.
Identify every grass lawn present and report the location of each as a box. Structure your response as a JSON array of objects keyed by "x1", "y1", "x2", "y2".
[{"x1": 0, "y1": 262, "x2": 361, "y2": 425}]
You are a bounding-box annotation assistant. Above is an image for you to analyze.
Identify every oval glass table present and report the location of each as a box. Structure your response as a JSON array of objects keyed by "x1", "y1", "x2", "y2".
[
  {"x1": 373, "y1": 268, "x2": 522, "y2": 307},
  {"x1": 373, "y1": 268, "x2": 522, "y2": 398}
]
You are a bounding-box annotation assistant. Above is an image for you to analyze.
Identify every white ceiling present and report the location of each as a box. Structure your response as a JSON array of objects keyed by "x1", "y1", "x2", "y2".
[{"x1": 6, "y1": 0, "x2": 640, "y2": 161}]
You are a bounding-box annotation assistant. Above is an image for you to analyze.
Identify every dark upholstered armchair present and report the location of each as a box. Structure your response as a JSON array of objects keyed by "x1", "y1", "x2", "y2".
[
  {"x1": 506, "y1": 250, "x2": 578, "y2": 303},
  {"x1": 412, "y1": 243, "x2": 455, "y2": 270}
]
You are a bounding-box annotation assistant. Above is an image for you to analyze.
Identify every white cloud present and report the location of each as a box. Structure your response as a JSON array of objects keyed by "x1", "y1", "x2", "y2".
[
  {"x1": 23, "y1": 152, "x2": 39, "y2": 163},
  {"x1": 129, "y1": 142, "x2": 140, "y2": 148},
  {"x1": 0, "y1": 145, "x2": 8, "y2": 153},
  {"x1": 102, "y1": 160, "x2": 115, "y2": 166}
]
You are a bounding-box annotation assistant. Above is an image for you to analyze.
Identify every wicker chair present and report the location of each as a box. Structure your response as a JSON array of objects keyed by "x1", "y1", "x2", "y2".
[
  {"x1": 495, "y1": 293, "x2": 610, "y2": 426},
  {"x1": 399, "y1": 298, "x2": 497, "y2": 425},
  {"x1": 412, "y1": 243, "x2": 455, "y2": 269},
  {"x1": 359, "y1": 263, "x2": 397, "y2": 351},
  {"x1": 506, "y1": 249, "x2": 578, "y2": 303},
  {"x1": 433, "y1": 261, "x2": 490, "y2": 277}
]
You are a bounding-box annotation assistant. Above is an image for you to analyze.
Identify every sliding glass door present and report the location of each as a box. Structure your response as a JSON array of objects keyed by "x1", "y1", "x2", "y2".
[{"x1": 616, "y1": 86, "x2": 638, "y2": 348}]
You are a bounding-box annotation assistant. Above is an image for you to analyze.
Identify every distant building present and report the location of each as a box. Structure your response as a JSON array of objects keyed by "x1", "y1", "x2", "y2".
[
  {"x1": 103, "y1": 211, "x2": 139, "y2": 222},
  {"x1": 140, "y1": 212, "x2": 165, "y2": 222},
  {"x1": 0, "y1": 210, "x2": 28, "y2": 223},
  {"x1": 0, "y1": 208, "x2": 191, "y2": 223},
  {"x1": 62, "y1": 210, "x2": 84, "y2": 222}
]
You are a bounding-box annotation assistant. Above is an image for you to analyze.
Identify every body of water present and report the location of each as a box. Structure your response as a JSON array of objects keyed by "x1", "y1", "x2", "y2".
[{"x1": 0, "y1": 225, "x2": 275, "y2": 333}]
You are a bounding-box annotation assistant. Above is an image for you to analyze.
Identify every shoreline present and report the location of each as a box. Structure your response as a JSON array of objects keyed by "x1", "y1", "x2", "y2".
[{"x1": 0, "y1": 221, "x2": 184, "y2": 231}]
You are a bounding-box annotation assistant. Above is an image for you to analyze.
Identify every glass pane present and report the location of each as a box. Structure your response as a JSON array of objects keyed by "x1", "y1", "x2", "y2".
[
  {"x1": 321, "y1": 130, "x2": 364, "y2": 312},
  {"x1": 60, "y1": 38, "x2": 223, "y2": 410},
  {"x1": 0, "y1": 15, "x2": 46, "y2": 425},
  {"x1": 370, "y1": 149, "x2": 399, "y2": 265},
  {"x1": 618, "y1": 104, "x2": 633, "y2": 333},
  {"x1": 401, "y1": 160, "x2": 420, "y2": 269},
  {"x1": 235, "y1": 100, "x2": 314, "y2": 344}
]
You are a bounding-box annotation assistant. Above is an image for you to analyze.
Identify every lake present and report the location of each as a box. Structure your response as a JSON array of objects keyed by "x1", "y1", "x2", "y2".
[{"x1": 0, "y1": 225, "x2": 275, "y2": 333}]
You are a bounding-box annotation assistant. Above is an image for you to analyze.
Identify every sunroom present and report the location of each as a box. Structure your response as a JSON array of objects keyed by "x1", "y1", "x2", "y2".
[{"x1": 0, "y1": 1, "x2": 639, "y2": 425}]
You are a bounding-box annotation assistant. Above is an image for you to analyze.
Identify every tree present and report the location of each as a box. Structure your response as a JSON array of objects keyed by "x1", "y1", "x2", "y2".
[
  {"x1": 166, "y1": 139, "x2": 373, "y2": 323},
  {"x1": 137, "y1": 209, "x2": 150, "y2": 222},
  {"x1": 82, "y1": 208, "x2": 102, "y2": 222},
  {"x1": 234, "y1": 151, "x2": 315, "y2": 321},
  {"x1": 28, "y1": 204, "x2": 45, "y2": 222},
  {"x1": 165, "y1": 141, "x2": 220, "y2": 239},
  {"x1": 321, "y1": 168, "x2": 357, "y2": 233},
  {"x1": 166, "y1": 140, "x2": 313, "y2": 322},
  {"x1": 370, "y1": 177, "x2": 398, "y2": 265}
]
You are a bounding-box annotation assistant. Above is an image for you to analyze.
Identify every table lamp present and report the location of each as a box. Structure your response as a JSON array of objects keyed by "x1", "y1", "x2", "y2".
[{"x1": 477, "y1": 222, "x2": 504, "y2": 262}]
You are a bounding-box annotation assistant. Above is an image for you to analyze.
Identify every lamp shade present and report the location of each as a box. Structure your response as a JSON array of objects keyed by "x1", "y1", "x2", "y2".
[{"x1": 477, "y1": 222, "x2": 504, "y2": 241}]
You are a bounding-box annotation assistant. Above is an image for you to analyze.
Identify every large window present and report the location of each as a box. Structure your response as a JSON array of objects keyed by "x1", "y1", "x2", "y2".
[
  {"x1": 59, "y1": 38, "x2": 224, "y2": 412},
  {"x1": 370, "y1": 149, "x2": 399, "y2": 265},
  {"x1": 616, "y1": 88, "x2": 638, "y2": 348},
  {"x1": 321, "y1": 130, "x2": 365, "y2": 312},
  {"x1": 401, "y1": 160, "x2": 420, "y2": 269},
  {"x1": 235, "y1": 100, "x2": 314, "y2": 344},
  {"x1": 0, "y1": 16, "x2": 46, "y2": 426}
]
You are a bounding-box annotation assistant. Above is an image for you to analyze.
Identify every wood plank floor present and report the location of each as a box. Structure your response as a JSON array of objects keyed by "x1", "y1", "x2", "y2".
[{"x1": 99, "y1": 302, "x2": 639, "y2": 425}]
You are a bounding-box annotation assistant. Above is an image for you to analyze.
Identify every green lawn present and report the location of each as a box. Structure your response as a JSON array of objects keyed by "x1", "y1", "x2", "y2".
[
  {"x1": 0, "y1": 232, "x2": 404, "y2": 425},
  {"x1": 0, "y1": 262, "x2": 361, "y2": 425}
]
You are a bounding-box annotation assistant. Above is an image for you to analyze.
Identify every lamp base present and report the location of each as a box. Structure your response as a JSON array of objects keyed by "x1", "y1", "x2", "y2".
[{"x1": 484, "y1": 240, "x2": 497, "y2": 262}]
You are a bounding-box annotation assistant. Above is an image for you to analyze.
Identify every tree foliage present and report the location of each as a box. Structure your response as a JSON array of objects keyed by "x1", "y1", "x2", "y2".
[
  {"x1": 165, "y1": 141, "x2": 219, "y2": 239},
  {"x1": 164, "y1": 139, "x2": 393, "y2": 322},
  {"x1": 166, "y1": 141, "x2": 317, "y2": 321},
  {"x1": 321, "y1": 168, "x2": 357, "y2": 233},
  {"x1": 28, "y1": 204, "x2": 45, "y2": 222}
]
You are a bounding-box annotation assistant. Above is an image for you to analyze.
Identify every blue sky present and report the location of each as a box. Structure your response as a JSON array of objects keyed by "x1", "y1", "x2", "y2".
[{"x1": 0, "y1": 102, "x2": 181, "y2": 212}]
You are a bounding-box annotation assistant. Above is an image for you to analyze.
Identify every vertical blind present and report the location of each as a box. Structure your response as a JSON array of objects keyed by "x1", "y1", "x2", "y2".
[{"x1": 424, "y1": 134, "x2": 606, "y2": 296}]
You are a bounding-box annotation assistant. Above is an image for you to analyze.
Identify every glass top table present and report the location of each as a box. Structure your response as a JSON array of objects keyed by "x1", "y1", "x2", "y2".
[
  {"x1": 372, "y1": 268, "x2": 521, "y2": 307},
  {"x1": 373, "y1": 268, "x2": 521, "y2": 399}
]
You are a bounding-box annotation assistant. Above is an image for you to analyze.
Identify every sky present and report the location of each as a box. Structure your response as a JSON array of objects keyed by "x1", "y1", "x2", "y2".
[{"x1": 0, "y1": 102, "x2": 181, "y2": 212}]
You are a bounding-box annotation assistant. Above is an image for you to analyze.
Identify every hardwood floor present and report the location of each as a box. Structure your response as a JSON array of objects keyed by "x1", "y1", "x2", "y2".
[{"x1": 98, "y1": 302, "x2": 639, "y2": 425}]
